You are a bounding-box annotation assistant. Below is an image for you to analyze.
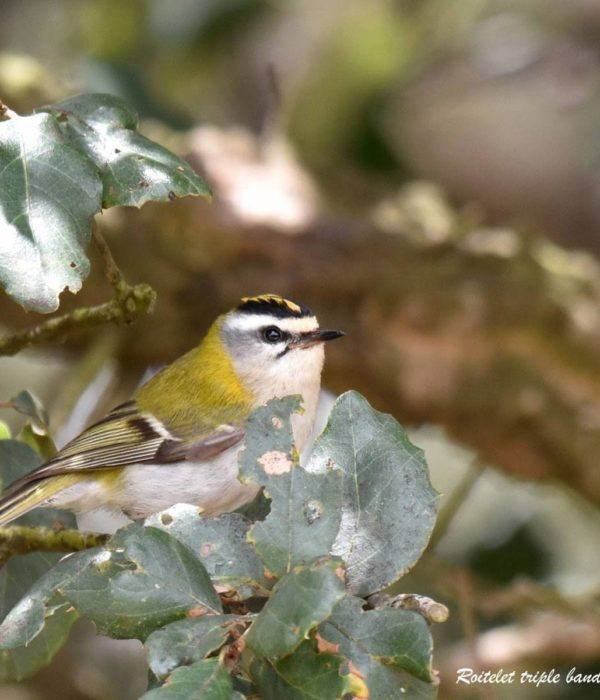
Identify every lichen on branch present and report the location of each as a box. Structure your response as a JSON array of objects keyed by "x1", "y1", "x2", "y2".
[{"x1": 0, "y1": 525, "x2": 108, "y2": 567}]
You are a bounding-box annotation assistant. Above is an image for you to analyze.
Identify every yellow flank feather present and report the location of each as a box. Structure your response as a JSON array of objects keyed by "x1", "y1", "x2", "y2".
[
  {"x1": 0, "y1": 471, "x2": 123, "y2": 526},
  {"x1": 136, "y1": 317, "x2": 253, "y2": 435},
  {"x1": 0, "y1": 474, "x2": 79, "y2": 525}
]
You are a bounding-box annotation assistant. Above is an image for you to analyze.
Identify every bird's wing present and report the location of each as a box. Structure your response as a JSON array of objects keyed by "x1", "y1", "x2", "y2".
[{"x1": 3, "y1": 400, "x2": 245, "y2": 495}]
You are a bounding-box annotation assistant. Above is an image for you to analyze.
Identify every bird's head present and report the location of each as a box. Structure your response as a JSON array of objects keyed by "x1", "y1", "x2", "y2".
[{"x1": 217, "y1": 294, "x2": 344, "y2": 404}]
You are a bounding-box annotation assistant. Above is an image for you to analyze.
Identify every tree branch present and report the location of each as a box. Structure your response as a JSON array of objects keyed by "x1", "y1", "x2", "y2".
[
  {"x1": 0, "y1": 223, "x2": 156, "y2": 357},
  {"x1": 0, "y1": 525, "x2": 108, "y2": 567},
  {"x1": 0, "y1": 285, "x2": 156, "y2": 357},
  {"x1": 368, "y1": 592, "x2": 449, "y2": 624}
]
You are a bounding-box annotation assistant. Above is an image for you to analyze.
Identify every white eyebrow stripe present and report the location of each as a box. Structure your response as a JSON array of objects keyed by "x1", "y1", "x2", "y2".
[{"x1": 225, "y1": 313, "x2": 318, "y2": 333}]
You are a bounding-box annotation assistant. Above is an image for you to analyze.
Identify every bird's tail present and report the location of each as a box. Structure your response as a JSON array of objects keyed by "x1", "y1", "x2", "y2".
[{"x1": 0, "y1": 477, "x2": 73, "y2": 526}]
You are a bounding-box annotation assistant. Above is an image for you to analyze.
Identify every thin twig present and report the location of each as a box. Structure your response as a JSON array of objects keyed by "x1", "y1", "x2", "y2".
[
  {"x1": 368, "y1": 592, "x2": 449, "y2": 624},
  {"x1": 92, "y1": 221, "x2": 125, "y2": 290},
  {"x1": 0, "y1": 224, "x2": 156, "y2": 357},
  {"x1": 0, "y1": 284, "x2": 156, "y2": 357},
  {"x1": 0, "y1": 525, "x2": 108, "y2": 567}
]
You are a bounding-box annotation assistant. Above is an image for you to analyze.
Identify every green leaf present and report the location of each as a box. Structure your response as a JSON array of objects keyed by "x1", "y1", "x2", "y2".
[
  {"x1": 0, "y1": 549, "x2": 97, "y2": 648},
  {"x1": 8, "y1": 392, "x2": 56, "y2": 459},
  {"x1": 145, "y1": 615, "x2": 247, "y2": 681},
  {"x1": 249, "y1": 639, "x2": 347, "y2": 700},
  {"x1": 245, "y1": 557, "x2": 345, "y2": 660},
  {"x1": 0, "y1": 602, "x2": 76, "y2": 682},
  {"x1": 60, "y1": 524, "x2": 221, "y2": 639},
  {"x1": 146, "y1": 505, "x2": 269, "y2": 599},
  {"x1": 0, "y1": 549, "x2": 98, "y2": 681},
  {"x1": 8, "y1": 390, "x2": 49, "y2": 430},
  {"x1": 0, "y1": 112, "x2": 102, "y2": 312},
  {"x1": 16, "y1": 423, "x2": 57, "y2": 461},
  {"x1": 318, "y1": 596, "x2": 437, "y2": 698},
  {"x1": 141, "y1": 658, "x2": 240, "y2": 700},
  {"x1": 0, "y1": 422, "x2": 10, "y2": 440},
  {"x1": 309, "y1": 391, "x2": 439, "y2": 595},
  {"x1": 43, "y1": 93, "x2": 211, "y2": 208},
  {"x1": 239, "y1": 397, "x2": 343, "y2": 579},
  {"x1": 0, "y1": 440, "x2": 79, "y2": 681}
]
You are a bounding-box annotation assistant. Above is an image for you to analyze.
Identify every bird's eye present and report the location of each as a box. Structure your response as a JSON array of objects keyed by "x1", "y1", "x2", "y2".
[{"x1": 263, "y1": 326, "x2": 283, "y2": 343}]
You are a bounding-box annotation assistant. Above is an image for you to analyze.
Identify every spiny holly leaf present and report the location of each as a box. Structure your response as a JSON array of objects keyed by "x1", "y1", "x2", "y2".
[
  {"x1": 60, "y1": 524, "x2": 221, "y2": 639},
  {"x1": 318, "y1": 596, "x2": 437, "y2": 698},
  {"x1": 0, "y1": 440, "x2": 78, "y2": 681},
  {"x1": 145, "y1": 614, "x2": 248, "y2": 681},
  {"x1": 43, "y1": 93, "x2": 211, "y2": 208},
  {"x1": 0, "y1": 112, "x2": 102, "y2": 312},
  {"x1": 245, "y1": 557, "x2": 345, "y2": 660},
  {"x1": 249, "y1": 639, "x2": 349, "y2": 700},
  {"x1": 141, "y1": 658, "x2": 242, "y2": 700},
  {"x1": 308, "y1": 391, "x2": 439, "y2": 595},
  {"x1": 239, "y1": 397, "x2": 343, "y2": 579},
  {"x1": 146, "y1": 505, "x2": 269, "y2": 599}
]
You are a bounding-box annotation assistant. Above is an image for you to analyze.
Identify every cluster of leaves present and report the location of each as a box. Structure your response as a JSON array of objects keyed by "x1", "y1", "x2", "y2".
[
  {"x1": 0, "y1": 391, "x2": 439, "y2": 698},
  {"x1": 0, "y1": 93, "x2": 210, "y2": 313}
]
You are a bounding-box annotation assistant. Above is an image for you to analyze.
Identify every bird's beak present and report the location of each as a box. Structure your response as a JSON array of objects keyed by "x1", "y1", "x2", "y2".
[{"x1": 291, "y1": 329, "x2": 345, "y2": 349}]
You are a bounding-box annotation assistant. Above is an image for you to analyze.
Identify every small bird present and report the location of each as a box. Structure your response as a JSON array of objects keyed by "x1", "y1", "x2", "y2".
[{"x1": 0, "y1": 294, "x2": 344, "y2": 525}]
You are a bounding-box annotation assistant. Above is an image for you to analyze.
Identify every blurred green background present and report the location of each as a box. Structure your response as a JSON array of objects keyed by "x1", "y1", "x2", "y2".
[{"x1": 1, "y1": 1, "x2": 600, "y2": 698}]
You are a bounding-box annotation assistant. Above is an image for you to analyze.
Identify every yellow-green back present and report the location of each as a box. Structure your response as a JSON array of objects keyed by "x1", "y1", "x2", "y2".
[{"x1": 136, "y1": 317, "x2": 252, "y2": 437}]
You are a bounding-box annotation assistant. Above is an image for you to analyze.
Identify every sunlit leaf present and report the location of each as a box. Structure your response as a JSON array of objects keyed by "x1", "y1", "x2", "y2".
[
  {"x1": 0, "y1": 113, "x2": 102, "y2": 312},
  {"x1": 308, "y1": 391, "x2": 439, "y2": 594},
  {"x1": 43, "y1": 93, "x2": 211, "y2": 208}
]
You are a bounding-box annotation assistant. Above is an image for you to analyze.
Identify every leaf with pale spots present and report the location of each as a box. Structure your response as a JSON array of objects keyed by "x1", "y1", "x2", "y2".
[
  {"x1": 146, "y1": 505, "x2": 269, "y2": 599},
  {"x1": 245, "y1": 557, "x2": 345, "y2": 659},
  {"x1": 239, "y1": 397, "x2": 343, "y2": 578},
  {"x1": 318, "y1": 595, "x2": 438, "y2": 698},
  {"x1": 141, "y1": 658, "x2": 242, "y2": 699},
  {"x1": 42, "y1": 94, "x2": 211, "y2": 208},
  {"x1": 145, "y1": 614, "x2": 248, "y2": 680},
  {"x1": 309, "y1": 391, "x2": 439, "y2": 595},
  {"x1": 59, "y1": 523, "x2": 221, "y2": 639}
]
